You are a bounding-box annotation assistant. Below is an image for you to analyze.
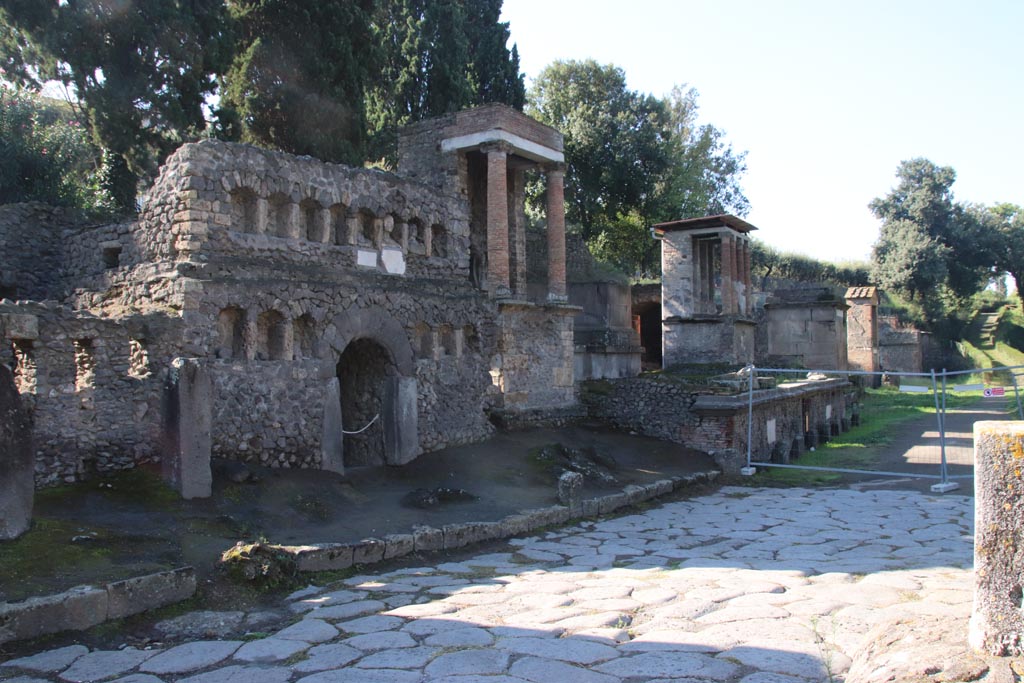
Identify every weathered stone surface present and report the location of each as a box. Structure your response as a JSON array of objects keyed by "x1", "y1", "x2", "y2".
[
  {"x1": 106, "y1": 566, "x2": 196, "y2": 619},
  {"x1": 971, "y1": 421, "x2": 1024, "y2": 656},
  {"x1": 154, "y1": 610, "x2": 246, "y2": 639},
  {"x1": 0, "y1": 586, "x2": 108, "y2": 644},
  {"x1": 293, "y1": 543, "x2": 354, "y2": 572},
  {"x1": 0, "y1": 364, "x2": 33, "y2": 539},
  {"x1": 140, "y1": 641, "x2": 242, "y2": 674},
  {"x1": 557, "y1": 470, "x2": 584, "y2": 511},
  {"x1": 291, "y1": 643, "x2": 362, "y2": 673},
  {"x1": 274, "y1": 618, "x2": 338, "y2": 643},
  {"x1": 232, "y1": 637, "x2": 309, "y2": 662},
  {"x1": 58, "y1": 648, "x2": 158, "y2": 682},
  {"x1": 423, "y1": 649, "x2": 510, "y2": 678},
  {"x1": 0, "y1": 645, "x2": 89, "y2": 673},
  {"x1": 161, "y1": 358, "x2": 212, "y2": 499},
  {"x1": 177, "y1": 665, "x2": 292, "y2": 683}
]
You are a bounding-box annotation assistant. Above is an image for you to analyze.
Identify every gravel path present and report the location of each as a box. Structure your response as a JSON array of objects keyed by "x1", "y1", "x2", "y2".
[{"x1": 1, "y1": 486, "x2": 974, "y2": 683}]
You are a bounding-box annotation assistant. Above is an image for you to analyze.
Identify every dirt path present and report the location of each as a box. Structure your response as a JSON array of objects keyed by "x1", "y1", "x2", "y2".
[{"x1": 845, "y1": 395, "x2": 1014, "y2": 494}]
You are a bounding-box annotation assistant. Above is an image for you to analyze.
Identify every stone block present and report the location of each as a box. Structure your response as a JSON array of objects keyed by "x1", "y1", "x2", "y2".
[
  {"x1": 105, "y1": 567, "x2": 196, "y2": 619},
  {"x1": 320, "y1": 378, "x2": 344, "y2": 474},
  {"x1": 598, "y1": 493, "x2": 628, "y2": 515},
  {"x1": 161, "y1": 359, "x2": 212, "y2": 499},
  {"x1": 652, "y1": 479, "x2": 674, "y2": 496},
  {"x1": 499, "y1": 513, "x2": 533, "y2": 536},
  {"x1": 581, "y1": 498, "x2": 600, "y2": 517},
  {"x1": 557, "y1": 471, "x2": 583, "y2": 511},
  {"x1": 623, "y1": 484, "x2": 646, "y2": 505},
  {"x1": 442, "y1": 522, "x2": 501, "y2": 550},
  {"x1": 0, "y1": 365, "x2": 33, "y2": 540},
  {"x1": 383, "y1": 376, "x2": 419, "y2": 466},
  {"x1": 0, "y1": 314, "x2": 38, "y2": 340},
  {"x1": 292, "y1": 543, "x2": 354, "y2": 572},
  {"x1": 970, "y1": 422, "x2": 1024, "y2": 655},
  {"x1": 413, "y1": 526, "x2": 443, "y2": 552},
  {"x1": 351, "y1": 538, "x2": 385, "y2": 565},
  {"x1": 383, "y1": 534, "x2": 414, "y2": 560},
  {"x1": 0, "y1": 585, "x2": 108, "y2": 645}
]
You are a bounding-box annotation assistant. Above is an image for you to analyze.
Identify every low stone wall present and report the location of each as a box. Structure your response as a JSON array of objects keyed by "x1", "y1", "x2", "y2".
[
  {"x1": 0, "y1": 302, "x2": 183, "y2": 486},
  {"x1": 582, "y1": 375, "x2": 851, "y2": 473},
  {"x1": 0, "y1": 567, "x2": 195, "y2": 645}
]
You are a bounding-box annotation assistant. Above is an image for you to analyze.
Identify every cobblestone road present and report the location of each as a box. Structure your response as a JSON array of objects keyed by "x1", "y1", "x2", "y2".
[{"x1": 1, "y1": 486, "x2": 974, "y2": 683}]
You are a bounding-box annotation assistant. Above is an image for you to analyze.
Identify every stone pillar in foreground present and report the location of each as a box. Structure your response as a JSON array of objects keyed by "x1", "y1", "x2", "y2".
[
  {"x1": 0, "y1": 365, "x2": 33, "y2": 540},
  {"x1": 161, "y1": 359, "x2": 212, "y2": 500},
  {"x1": 484, "y1": 142, "x2": 511, "y2": 298},
  {"x1": 970, "y1": 421, "x2": 1024, "y2": 655},
  {"x1": 545, "y1": 164, "x2": 568, "y2": 302}
]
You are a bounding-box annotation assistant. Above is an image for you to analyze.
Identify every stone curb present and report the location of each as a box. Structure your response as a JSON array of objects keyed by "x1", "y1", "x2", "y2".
[
  {"x1": 276, "y1": 470, "x2": 720, "y2": 574},
  {"x1": 0, "y1": 566, "x2": 196, "y2": 645}
]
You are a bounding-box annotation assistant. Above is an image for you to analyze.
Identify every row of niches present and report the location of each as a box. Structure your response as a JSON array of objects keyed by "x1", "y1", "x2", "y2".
[
  {"x1": 228, "y1": 188, "x2": 450, "y2": 259},
  {"x1": 216, "y1": 307, "x2": 482, "y2": 363},
  {"x1": 7, "y1": 337, "x2": 151, "y2": 398}
]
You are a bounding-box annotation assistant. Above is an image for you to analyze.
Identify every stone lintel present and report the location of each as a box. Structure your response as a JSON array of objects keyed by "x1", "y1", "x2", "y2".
[{"x1": 441, "y1": 129, "x2": 564, "y2": 164}]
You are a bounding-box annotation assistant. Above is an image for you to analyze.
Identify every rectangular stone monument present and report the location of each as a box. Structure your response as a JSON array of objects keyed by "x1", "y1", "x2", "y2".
[
  {"x1": 161, "y1": 359, "x2": 212, "y2": 499},
  {"x1": 970, "y1": 421, "x2": 1024, "y2": 655},
  {"x1": 0, "y1": 364, "x2": 33, "y2": 539}
]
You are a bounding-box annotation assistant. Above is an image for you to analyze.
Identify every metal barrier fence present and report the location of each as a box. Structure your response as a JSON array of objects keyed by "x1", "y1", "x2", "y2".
[{"x1": 741, "y1": 364, "x2": 1024, "y2": 493}]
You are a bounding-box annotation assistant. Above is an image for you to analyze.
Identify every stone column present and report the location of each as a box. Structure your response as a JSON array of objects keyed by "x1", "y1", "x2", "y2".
[
  {"x1": 483, "y1": 143, "x2": 512, "y2": 298},
  {"x1": 970, "y1": 421, "x2": 1024, "y2": 655},
  {"x1": 720, "y1": 233, "x2": 735, "y2": 315},
  {"x1": 0, "y1": 364, "x2": 33, "y2": 540},
  {"x1": 509, "y1": 168, "x2": 528, "y2": 298},
  {"x1": 744, "y1": 239, "x2": 753, "y2": 315},
  {"x1": 161, "y1": 359, "x2": 212, "y2": 500},
  {"x1": 545, "y1": 164, "x2": 568, "y2": 302}
]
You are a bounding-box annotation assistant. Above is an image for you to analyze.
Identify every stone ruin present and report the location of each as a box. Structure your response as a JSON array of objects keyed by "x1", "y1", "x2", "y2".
[{"x1": 0, "y1": 104, "x2": 582, "y2": 495}]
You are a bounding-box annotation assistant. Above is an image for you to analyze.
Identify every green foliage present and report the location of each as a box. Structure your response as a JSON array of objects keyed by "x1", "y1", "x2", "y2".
[
  {"x1": 219, "y1": 0, "x2": 377, "y2": 165},
  {"x1": 526, "y1": 61, "x2": 747, "y2": 277},
  {"x1": 986, "y1": 203, "x2": 1024, "y2": 312},
  {"x1": 0, "y1": 85, "x2": 115, "y2": 213},
  {"x1": 870, "y1": 159, "x2": 999, "y2": 319},
  {"x1": 750, "y1": 239, "x2": 870, "y2": 287},
  {"x1": 365, "y1": 0, "x2": 525, "y2": 165},
  {"x1": 0, "y1": 0, "x2": 232, "y2": 211}
]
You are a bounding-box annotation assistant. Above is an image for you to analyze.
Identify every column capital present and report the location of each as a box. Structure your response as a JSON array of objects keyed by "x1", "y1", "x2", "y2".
[
  {"x1": 479, "y1": 141, "x2": 514, "y2": 157},
  {"x1": 543, "y1": 162, "x2": 567, "y2": 176}
]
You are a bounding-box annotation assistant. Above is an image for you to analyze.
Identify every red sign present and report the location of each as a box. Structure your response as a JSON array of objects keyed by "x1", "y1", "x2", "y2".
[{"x1": 984, "y1": 387, "x2": 1006, "y2": 397}]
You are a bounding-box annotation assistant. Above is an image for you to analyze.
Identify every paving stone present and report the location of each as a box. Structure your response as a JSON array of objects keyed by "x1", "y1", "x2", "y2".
[
  {"x1": 344, "y1": 630, "x2": 417, "y2": 650},
  {"x1": 232, "y1": 637, "x2": 308, "y2": 663},
  {"x1": 423, "y1": 677, "x2": 528, "y2": 683},
  {"x1": 291, "y1": 643, "x2": 362, "y2": 673},
  {"x1": 59, "y1": 648, "x2": 159, "y2": 682},
  {"x1": 4, "y1": 677, "x2": 54, "y2": 683},
  {"x1": 719, "y1": 646, "x2": 828, "y2": 680},
  {"x1": 1, "y1": 645, "x2": 89, "y2": 672},
  {"x1": 594, "y1": 652, "x2": 739, "y2": 680},
  {"x1": 509, "y1": 656, "x2": 620, "y2": 683},
  {"x1": 109, "y1": 676, "x2": 164, "y2": 683},
  {"x1": 140, "y1": 641, "x2": 242, "y2": 674},
  {"x1": 286, "y1": 585, "x2": 323, "y2": 601},
  {"x1": 495, "y1": 636, "x2": 619, "y2": 664},
  {"x1": 274, "y1": 618, "x2": 338, "y2": 643},
  {"x1": 383, "y1": 601, "x2": 459, "y2": 618},
  {"x1": 619, "y1": 631, "x2": 722, "y2": 653},
  {"x1": 154, "y1": 611, "x2": 245, "y2": 638},
  {"x1": 309, "y1": 599, "x2": 386, "y2": 621},
  {"x1": 423, "y1": 649, "x2": 510, "y2": 677},
  {"x1": 355, "y1": 645, "x2": 439, "y2": 669},
  {"x1": 178, "y1": 665, "x2": 292, "y2": 683},
  {"x1": 334, "y1": 615, "x2": 404, "y2": 634},
  {"x1": 424, "y1": 627, "x2": 494, "y2": 647},
  {"x1": 739, "y1": 673, "x2": 817, "y2": 683}
]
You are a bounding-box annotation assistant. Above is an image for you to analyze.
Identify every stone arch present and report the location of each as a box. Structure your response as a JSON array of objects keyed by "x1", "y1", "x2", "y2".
[
  {"x1": 431, "y1": 223, "x2": 448, "y2": 258},
  {"x1": 293, "y1": 313, "x2": 317, "y2": 360},
  {"x1": 321, "y1": 307, "x2": 418, "y2": 473},
  {"x1": 267, "y1": 193, "x2": 293, "y2": 238},
  {"x1": 330, "y1": 203, "x2": 348, "y2": 245},
  {"x1": 217, "y1": 307, "x2": 247, "y2": 359},
  {"x1": 300, "y1": 198, "x2": 325, "y2": 242}
]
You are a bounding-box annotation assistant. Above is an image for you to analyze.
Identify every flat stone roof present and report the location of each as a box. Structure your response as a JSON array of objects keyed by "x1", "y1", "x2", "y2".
[{"x1": 652, "y1": 214, "x2": 759, "y2": 234}]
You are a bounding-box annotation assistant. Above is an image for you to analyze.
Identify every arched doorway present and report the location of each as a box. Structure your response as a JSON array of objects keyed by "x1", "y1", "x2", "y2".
[
  {"x1": 635, "y1": 301, "x2": 663, "y2": 369},
  {"x1": 336, "y1": 338, "x2": 394, "y2": 467}
]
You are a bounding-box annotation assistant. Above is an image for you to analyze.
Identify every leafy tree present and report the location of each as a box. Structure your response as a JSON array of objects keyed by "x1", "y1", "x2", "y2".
[
  {"x1": 987, "y1": 203, "x2": 1024, "y2": 311},
  {"x1": 751, "y1": 239, "x2": 870, "y2": 288},
  {"x1": 219, "y1": 0, "x2": 377, "y2": 165},
  {"x1": 0, "y1": 0, "x2": 232, "y2": 211},
  {"x1": 366, "y1": 0, "x2": 525, "y2": 165},
  {"x1": 870, "y1": 159, "x2": 996, "y2": 306},
  {"x1": 0, "y1": 85, "x2": 115, "y2": 212},
  {"x1": 527, "y1": 60, "x2": 671, "y2": 236}
]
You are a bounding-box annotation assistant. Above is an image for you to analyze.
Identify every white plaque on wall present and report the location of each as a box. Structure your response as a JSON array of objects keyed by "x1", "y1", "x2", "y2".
[
  {"x1": 766, "y1": 418, "x2": 776, "y2": 444},
  {"x1": 380, "y1": 248, "x2": 406, "y2": 275},
  {"x1": 357, "y1": 249, "x2": 378, "y2": 268}
]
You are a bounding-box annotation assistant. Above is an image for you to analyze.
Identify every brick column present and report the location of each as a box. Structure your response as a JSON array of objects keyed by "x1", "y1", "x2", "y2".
[
  {"x1": 484, "y1": 143, "x2": 512, "y2": 298},
  {"x1": 545, "y1": 164, "x2": 567, "y2": 302},
  {"x1": 720, "y1": 233, "x2": 735, "y2": 315},
  {"x1": 742, "y1": 238, "x2": 752, "y2": 315}
]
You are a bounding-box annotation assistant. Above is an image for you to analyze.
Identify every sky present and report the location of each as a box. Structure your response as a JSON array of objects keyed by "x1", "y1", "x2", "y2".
[{"x1": 500, "y1": 0, "x2": 1023, "y2": 264}]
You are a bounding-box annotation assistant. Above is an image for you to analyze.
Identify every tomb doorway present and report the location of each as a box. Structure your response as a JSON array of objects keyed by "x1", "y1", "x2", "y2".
[{"x1": 336, "y1": 338, "x2": 393, "y2": 467}]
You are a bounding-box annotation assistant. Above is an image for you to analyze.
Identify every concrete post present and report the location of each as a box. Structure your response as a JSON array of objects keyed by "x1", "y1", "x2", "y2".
[
  {"x1": 321, "y1": 378, "x2": 344, "y2": 474},
  {"x1": 483, "y1": 143, "x2": 512, "y2": 298},
  {"x1": 160, "y1": 359, "x2": 212, "y2": 500},
  {"x1": 0, "y1": 365, "x2": 33, "y2": 540},
  {"x1": 970, "y1": 421, "x2": 1024, "y2": 655},
  {"x1": 545, "y1": 164, "x2": 568, "y2": 302}
]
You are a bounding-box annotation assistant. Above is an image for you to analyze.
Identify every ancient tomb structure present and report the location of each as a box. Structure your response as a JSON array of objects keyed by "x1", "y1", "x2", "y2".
[
  {"x1": 655, "y1": 214, "x2": 756, "y2": 367},
  {"x1": 845, "y1": 286, "x2": 879, "y2": 374},
  {"x1": 760, "y1": 286, "x2": 849, "y2": 370},
  {"x1": 0, "y1": 104, "x2": 577, "y2": 491}
]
